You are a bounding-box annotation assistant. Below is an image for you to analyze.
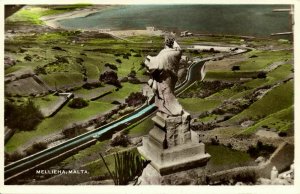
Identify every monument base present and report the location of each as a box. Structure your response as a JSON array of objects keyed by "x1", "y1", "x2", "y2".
[
  {"x1": 137, "y1": 112, "x2": 211, "y2": 184},
  {"x1": 138, "y1": 160, "x2": 208, "y2": 185},
  {"x1": 138, "y1": 136, "x2": 210, "y2": 176}
]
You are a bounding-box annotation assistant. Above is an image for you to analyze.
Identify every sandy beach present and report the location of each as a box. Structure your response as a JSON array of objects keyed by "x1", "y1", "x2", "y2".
[
  {"x1": 41, "y1": 5, "x2": 112, "y2": 29},
  {"x1": 40, "y1": 5, "x2": 165, "y2": 38}
]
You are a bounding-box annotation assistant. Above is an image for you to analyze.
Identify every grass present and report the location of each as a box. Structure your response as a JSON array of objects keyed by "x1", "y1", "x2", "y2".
[
  {"x1": 85, "y1": 153, "x2": 115, "y2": 177},
  {"x1": 205, "y1": 71, "x2": 259, "y2": 81},
  {"x1": 88, "y1": 38, "x2": 127, "y2": 44},
  {"x1": 178, "y1": 36, "x2": 242, "y2": 45},
  {"x1": 73, "y1": 85, "x2": 115, "y2": 100},
  {"x1": 198, "y1": 114, "x2": 218, "y2": 123},
  {"x1": 85, "y1": 63, "x2": 100, "y2": 81},
  {"x1": 6, "y1": 7, "x2": 48, "y2": 25},
  {"x1": 126, "y1": 35, "x2": 164, "y2": 44},
  {"x1": 238, "y1": 50, "x2": 292, "y2": 71},
  {"x1": 84, "y1": 148, "x2": 139, "y2": 177},
  {"x1": 6, "y1": 5, "x2": 92, "y2": 25},
  {"x1": 207, "y1": 84, "x2": 248, "y2": 101},
  {"x1": 243, "y1": 64, "x2": 293, "y2": 89},
  {"x1": 124, "y1": 116, "x2": 154, "y2": 137},
  {"x1": 205, "y1": 144, "x2": 255, "y2": 173},
  {"x1": 5, "y1": 101, "x2": 114, "y2": 153},
  {"x1": 39, "y1": 72, "x2": 83, "y2": 88},
  {"x1": 227, "y1": 80, "x2": 294, "y2": 124},
  {"x1": 33, "y1": 94, "x2": 61, "y2": 109},
  {"x1": 36, "y1": 32, "x2": 69, "y2": 42},
  {"x1": 206, "y1": 64, "x2": 292, "y2": 102},
  {"x1": 206, "y1": 144, "x2": 253, "y2": 170},
  {"x1": 99, "y1": 83, "x2": 142, "y2": 103},
  {"x1": 82, "y1": 51, "x2": 144, "y2": 78},
  {"x1": 61, "y1": 140, "x2": 108, "y2": 167},
  {"x1": 243, "y1": 106, "x2": 293, "y2": 134},
  {"x1": 179, "y1": 98, "x2": 222, "y2": 113}
]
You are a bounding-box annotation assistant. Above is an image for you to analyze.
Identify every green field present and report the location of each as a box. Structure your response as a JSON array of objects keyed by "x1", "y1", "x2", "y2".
[
  {"x1": 243, "y1": 105, "x2": 293, "y2": 134},
  {"x1": 179, "y1": 98, "x2": 222, "y2": 114},
  {"x1": 206, "y1": 144, "x2": 254, "y2": 172},
  {"x1": 99, "y1": 83, "x2": 143, "y2": 103},
  {"x1": 33, "y1": 94, "x2": 61, "y2": 109},
  {"x1": 5, "y1": 100, "x2": 114, "y2": 153},
  {"x1": 238, "y1": 50, "x2": 292, "y2": 71},
  {"x1": 6, "y1": 5, "x2": 92, "y2": 25},
  {"x1": 228, "y1": 80, "x2": 293, "y2": 125},
  {"x1": 61, "y1": 140, "x2": 109, "y2": 168},
  {"x1": 124, "y1": 116, "x2": 154, "y2": 137}
]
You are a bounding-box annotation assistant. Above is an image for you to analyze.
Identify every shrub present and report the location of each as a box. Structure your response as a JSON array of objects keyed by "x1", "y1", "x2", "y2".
[
  {"x1": 55, "y1": 55, "x2": 69, "y2": 64},
  {"x1": 278, "y1": 131, "x2": 287, "y2": 137},
  {"x1": 68, "y1": 97, "x2": 89, "y2": 109},
  {"x1": 76, "y1": 57, "x2": 84, "y2": 63},
  {"x1": 125, "y1": 92, "x2": 147, "y2": 107},
  {"x1": 257, "y1": 71, "x2": 267, "y2": 79},
  {"x1": 99, "y1": 71, "x2": 121, "y2": 88},
  {"x1": 133, "y1": 53, "x2": 142, "y2": 57},
  {"x1": 24, "y1": 55, "x2": 32, "y2": 61},
  {"x1": 247, "y1": 141, "x2": 276, "y2": 158},
  {"x1": 111, "y1": 101, "x2": 121, "y2": 105},
  {"x1": 105, "y1": 63, "x2": 118, "y2": 71},
  {"x1": 110, "y1": 134, "x2": 130, "y2": 147},
  {"x1": 5, "y1": 100, "x2": 43, "y2": 131},
  {"x1": 6, "y1": 151, "x2": 25, "y2": 163},
  {"x1": 116, "y1": 59, "x2": 122, "y2": 63},
  {"x1": 82, "y1": 82, "x2": 103, "y2": 89},
  {"x1": 127, "y1": 70, "x2": 136, "y2": 78},
  {"x1": 249, "y1": 55, "x2": 258, "y2": 58},
  {"x1": 231, "y1": 66, "x2": 240, "y2": 71},
  {"x1": 120, "y1": 77, "x2": 128, "y2": 82},
  {"x1": 34, "y1": 65, "x2": 47, "y2": 75},
  {"x1": 25, "y1": 142, "x2": 47, "y2": 156},
  {"x1": 226, "y1": 143, "x2": 233, "y2": 149},
  {"x1": 128, "y1": 77, "x2": 141, "y2": 84},
  {"x1": 52, "y1": 46, "x2": 67, "y2": 52},
  {"x1": 210, "y1": 137, "x2": 219, "y2": 145}
]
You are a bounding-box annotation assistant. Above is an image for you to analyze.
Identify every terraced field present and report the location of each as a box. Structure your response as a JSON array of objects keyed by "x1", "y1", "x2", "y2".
[{"x1": 4, "y1": 22, "x2": 161, "y2": 154}]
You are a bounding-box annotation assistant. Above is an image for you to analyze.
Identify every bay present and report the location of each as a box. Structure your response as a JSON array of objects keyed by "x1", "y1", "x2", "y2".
[{"x1": 58, "y1": 5, "x2": 291, "y2": 37}]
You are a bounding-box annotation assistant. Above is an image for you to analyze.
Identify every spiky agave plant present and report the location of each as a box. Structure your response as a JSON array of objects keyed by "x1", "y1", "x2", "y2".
[{"x1": 100, "y1": 151, "x2": 150, "y2": 185}]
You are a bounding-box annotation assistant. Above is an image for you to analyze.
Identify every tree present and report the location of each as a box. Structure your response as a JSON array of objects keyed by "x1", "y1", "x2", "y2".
[{"x1": 5, "y1": 100, "x2": 43, "y2": 131}]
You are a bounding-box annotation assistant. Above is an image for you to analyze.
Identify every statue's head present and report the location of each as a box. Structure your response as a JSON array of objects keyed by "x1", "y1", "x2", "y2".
[{"x1": 165, "y1": 35, "x2": 175, "y2": 48}]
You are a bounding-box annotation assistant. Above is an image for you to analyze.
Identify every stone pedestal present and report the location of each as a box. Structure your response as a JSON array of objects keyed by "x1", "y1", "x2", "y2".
[{"x1": 138, "y1": 112, "x2": 210, "y2": 182}]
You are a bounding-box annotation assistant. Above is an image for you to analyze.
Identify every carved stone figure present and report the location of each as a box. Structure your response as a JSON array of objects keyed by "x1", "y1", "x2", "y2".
[
  {"x1": 138, "y1": 37, "x2": 210, "y2": 182},
  {"x1": 145, "y1": 37, "x2": 190, "y2": 122}
]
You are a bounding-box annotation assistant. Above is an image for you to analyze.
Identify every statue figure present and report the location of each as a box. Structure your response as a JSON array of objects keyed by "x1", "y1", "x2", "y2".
[
  {"x1": 145, "y1": 36, "x2": 190, "y2": 121},
  {"x1": 138, "y1": 36, "x2": 211, "y2": 181}
]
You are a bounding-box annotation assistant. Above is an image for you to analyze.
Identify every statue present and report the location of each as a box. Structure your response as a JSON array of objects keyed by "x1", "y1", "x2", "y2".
[
  {"x1": 138, "y1": 36, "x2": 210, "y2": 183},
  {"x1": 145, "y1": 36, "x2": 190, "y2": 122}
]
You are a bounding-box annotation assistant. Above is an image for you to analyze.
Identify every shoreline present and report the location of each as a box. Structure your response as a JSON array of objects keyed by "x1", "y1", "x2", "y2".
[
  {"x1": 39, "y1": 6, "x2": 260, "y2": 39},
  {"x1": 41, "y1": 5, "x2": 112, "y2": 29}
]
